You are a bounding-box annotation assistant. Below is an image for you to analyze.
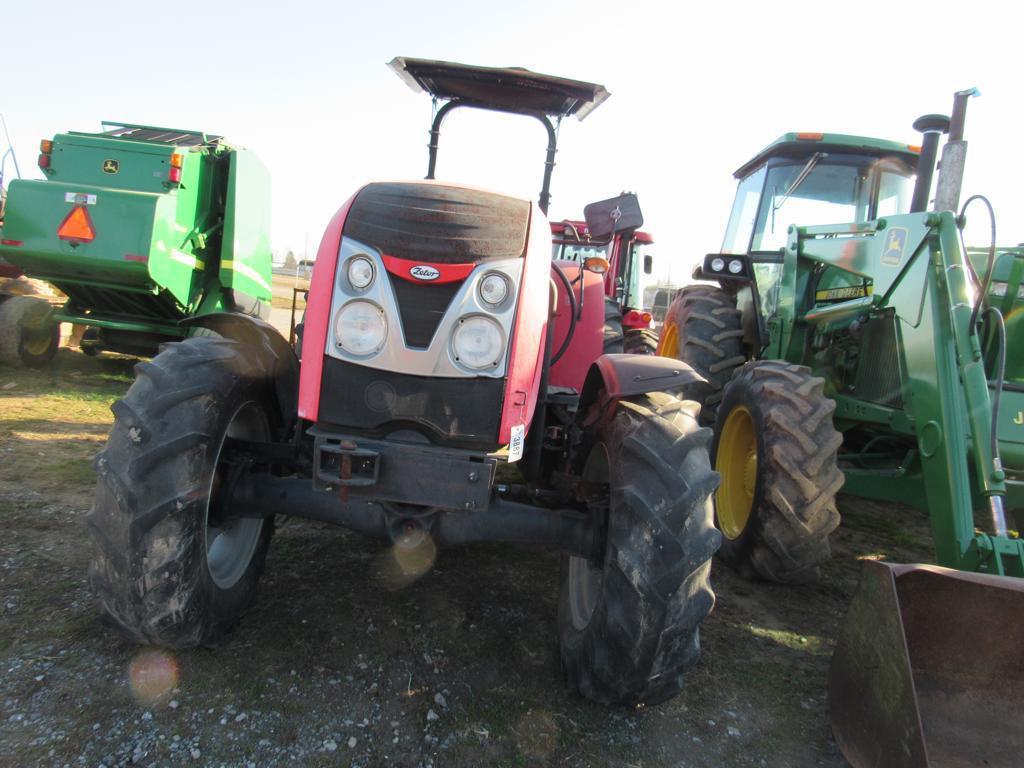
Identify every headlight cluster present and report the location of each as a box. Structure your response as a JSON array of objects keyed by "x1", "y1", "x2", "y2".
[
  {"x1": 348, "y1": 255, "x2": 374, "y2": 289},
  {"x1": 709, "y1": 257, "x2": 745, "y2": 275},
  {"x1": 479, "y1": 273, "x2": 509, "y2": 306},
  {"x1": 452, "y1": 315, "x2": 504, "y2": 369},
  {"x1": 334, "y1": 300, "x2": 387, "y2": 356},
  {"x1": 332, "y1": 255, "x2": 514, "y2": 371},
  {"x1": 450, "y1": 272, "x2": 511, "y2": 370}
]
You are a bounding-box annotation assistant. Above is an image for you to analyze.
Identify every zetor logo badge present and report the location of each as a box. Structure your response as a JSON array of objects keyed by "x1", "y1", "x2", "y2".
[
  {"x1": 102, "y1": 159, "x2": 119, "y2": 174},
  {"x1": 410, "y1": 265, "x2": 440, "y2": 281}
]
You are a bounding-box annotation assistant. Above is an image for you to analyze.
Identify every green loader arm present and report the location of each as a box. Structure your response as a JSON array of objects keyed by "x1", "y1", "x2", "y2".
[{"x1": 787, "y1": 212, "x2": 1023, "y2": 577}]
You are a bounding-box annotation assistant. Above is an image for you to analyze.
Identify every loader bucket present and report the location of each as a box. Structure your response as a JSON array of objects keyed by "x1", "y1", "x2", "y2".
[{"x1": 829, "y1": 560, "x2": 1024, "y2": 768}]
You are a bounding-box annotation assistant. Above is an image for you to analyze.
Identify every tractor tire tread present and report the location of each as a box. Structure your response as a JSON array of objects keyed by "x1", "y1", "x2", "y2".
[
  {"x1": 560, "y1": 391, "x2": 721, "y2": 705},
  {"x1": 89, "y1": 336, "x2": 275, "y2": 649},
  {"x1": 623, "y1": 328, "x2": 659, "y2": 355},
  {"x1": 659, "y1": 285, "x2": 746, "y2": 424},
  {"x1": 715, "y1": 360, "x2": 843, "y2": 583}
]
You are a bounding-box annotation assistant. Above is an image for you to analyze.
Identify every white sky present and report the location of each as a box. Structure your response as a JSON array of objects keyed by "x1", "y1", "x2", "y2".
[{"x1": 2, "y1": 0, "x2": 1020, "y2": 286}]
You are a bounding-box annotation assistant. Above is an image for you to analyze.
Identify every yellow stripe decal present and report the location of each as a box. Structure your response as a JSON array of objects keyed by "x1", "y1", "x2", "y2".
[
  {"x1": 222, "y1": 260, "x2": 272, "y2": 294},
  {"x1": 170, "y1": 249, "x2": 204, "y2": 271}
]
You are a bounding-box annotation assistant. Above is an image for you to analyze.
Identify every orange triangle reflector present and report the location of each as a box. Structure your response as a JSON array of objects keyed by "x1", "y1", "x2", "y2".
[{"x1": 57, "y1": 205, "x2": 96, "y2": 242}]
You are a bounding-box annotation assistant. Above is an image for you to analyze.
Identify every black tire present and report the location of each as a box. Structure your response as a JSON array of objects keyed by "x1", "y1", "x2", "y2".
[
  {"x1": 623, "y1": 328, "x2": 658, "y2": 355},
  {"x1": 712, "y1": 361, "x2": 843, "y2": 584},
  {"x1": 603, "y1": 297, "x2": 624, "y2": 353},
  {"x1": 658, "y1": 285, "x2": 746, "y2": 424},
  {"x1": 559, "y1": 392, "x2": 720, "y2": 705},
  {"x1": 0, "y1": 295, "x2": 59, "y2": 367},
  {"x1": 88, "y1": 336, "x2": 277, "y2": 648}
]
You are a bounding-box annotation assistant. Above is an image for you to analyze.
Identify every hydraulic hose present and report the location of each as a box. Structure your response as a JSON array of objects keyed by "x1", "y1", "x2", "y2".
[
  {"x1": 958, "y1": 193, "x2": 1008, "y2": 534},
  {"x1": 959, "y1": 194, "x2": 997, "y2": 336},
  {"x1": 982, "y1": 307, "x2": 1007, "y2": 480},
  {"x1": 550, "y1": 262, "x2": 577, "y2": 367}
]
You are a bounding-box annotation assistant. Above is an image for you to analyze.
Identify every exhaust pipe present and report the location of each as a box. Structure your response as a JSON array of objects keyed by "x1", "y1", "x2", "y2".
[
  {"x1": 909, "y1": 115, "x2": 949, "y2": 213},
  {"x1": 933, "y1": 88, "x2": 980, "y2": 214}
]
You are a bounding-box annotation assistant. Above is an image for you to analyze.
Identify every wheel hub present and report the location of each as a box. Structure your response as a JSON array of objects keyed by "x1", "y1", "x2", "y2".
[
  {"x1": 205, "y1": 401, "x2": 268, "y2": 590},
  {"x1": 715, "y1": 405, "x2": 757, "y2": 540}
]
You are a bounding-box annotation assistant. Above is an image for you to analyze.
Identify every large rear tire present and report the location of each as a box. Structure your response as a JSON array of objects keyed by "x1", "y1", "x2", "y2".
[
  {"x1": 0, "y1": 295, "x2": 59, "y2": 367},
  {"x1": 623, "y1": 327, "x2": 658, "y2": 355},
  {"x1": 713, "y1": 361, "x2": 843, "y2": 584},
  {"x1": 88, "y1": 337, "x2": 277, "y2": 647},
  {"x1": 603, "y1": 297, "x2": 624, "y2": 353},
  {"x1": 559, "y1": 392, "x2": 720, "y2": 705},
  {"x1": 657, "y1": 285, "x2": 745, "y2": 424}
]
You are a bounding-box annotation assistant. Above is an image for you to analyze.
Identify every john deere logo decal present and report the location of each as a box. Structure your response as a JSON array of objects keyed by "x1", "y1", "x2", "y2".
[
  {"x1": 881, "y1": 227, "x2": 907, "y2": 266},
  {"x1": 1015, "y1": 411, "x2": 1024, "y2": 426},
  {"x1": 102, "y1": 159, "x2": 119, "y2": 175},
  {"x1": 410, "y1": 265, "x2": 440, "y2": 281}
]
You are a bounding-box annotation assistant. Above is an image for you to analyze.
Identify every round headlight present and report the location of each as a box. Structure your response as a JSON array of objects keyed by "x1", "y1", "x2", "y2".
[
  {"x1": 728, "y1": 259, "x2": 743, "y2": 274},
  {"x1": 348, "y1": 256, "x2": 374, "y2": 289},
  {"x1": 334, "y1": 301, "x2": 387, "y2": 355},
  {"x1": 452, "y1": 315, "x2": 504, "y2": 369},
  {"x1": 710, "y1": 257, "x2": 726, "y2": 272},
  {"x1": 479, "y1": 273, "x2": 509, "y2": 306}
]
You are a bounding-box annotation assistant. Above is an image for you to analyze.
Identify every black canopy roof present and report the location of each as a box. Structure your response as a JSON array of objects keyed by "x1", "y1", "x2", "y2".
[{"x1": 388, "y1": 57, "x2": 609, "y2": 121}]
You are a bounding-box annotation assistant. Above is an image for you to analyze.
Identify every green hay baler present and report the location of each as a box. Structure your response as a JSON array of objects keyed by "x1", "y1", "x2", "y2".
[{"x1": 0, "y1": 122, "x2": 272, "y2": 365}]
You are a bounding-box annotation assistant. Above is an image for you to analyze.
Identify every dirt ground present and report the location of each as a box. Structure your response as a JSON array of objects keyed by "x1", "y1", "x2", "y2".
[{"x1": 0, "y1": 350, "x2": 938, "y2": 768}]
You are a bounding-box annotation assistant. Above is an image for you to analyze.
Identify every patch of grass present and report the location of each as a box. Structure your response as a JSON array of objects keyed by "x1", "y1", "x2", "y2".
[
  {"x1": 744, "y1": 624, "x2": 826, "y2": 655},
  {"x1": 848, "y1": 513, "x2": 929, "y2": 551},
  {"x1": 50, "y1": 457, "x2": 98, "y2": 486}
]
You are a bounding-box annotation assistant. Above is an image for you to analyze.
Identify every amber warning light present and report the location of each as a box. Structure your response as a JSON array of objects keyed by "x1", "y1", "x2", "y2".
[{"x1": 57, "y1": 205, "x2": 96, "y2": 243}]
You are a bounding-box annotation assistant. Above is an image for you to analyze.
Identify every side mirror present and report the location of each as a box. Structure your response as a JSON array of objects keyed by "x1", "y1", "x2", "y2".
[
  {"x1": 643, "y1": 254, "x2": 653, "y2": 274},
  {"x1": 583, "y1": 192, "x2": 643, "y2": 238}
]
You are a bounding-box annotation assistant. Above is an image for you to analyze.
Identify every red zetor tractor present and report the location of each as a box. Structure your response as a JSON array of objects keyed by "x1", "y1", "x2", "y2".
[
  {"x1": 88, "y1": 58, "x2": 720, "y2": 705},
  {"x1": 550, "y1": 212, "x2": 659, "y2": 354}
]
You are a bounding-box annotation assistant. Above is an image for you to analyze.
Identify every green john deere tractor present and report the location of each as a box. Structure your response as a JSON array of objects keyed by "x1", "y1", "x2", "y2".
[
  {"x1": 659, "y1": 90, "x2": 1024, "y2": 766},
  {"x1": 0, "y1": 122, "x2": 272, "y2": 365}
]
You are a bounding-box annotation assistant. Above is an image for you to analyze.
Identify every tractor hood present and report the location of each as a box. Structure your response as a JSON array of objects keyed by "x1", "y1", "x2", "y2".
[{"x1": 388, "y1": 57, "x2": 609, "y2": 121}]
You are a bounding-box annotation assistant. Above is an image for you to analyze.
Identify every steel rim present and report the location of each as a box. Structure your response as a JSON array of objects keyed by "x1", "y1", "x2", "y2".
[
  {"x1": 657, "y1": 321, "x2": 679, "y2": 357},
  {"x1": 204, "y1": 401, "x2": 267, "y2": 590},
  {"x1": 715, "y1": 404, "x2": 757, "y2": 540},
  {"x1": 569, "y1": 442, "x2": 610, "y2": 631},
  {"x1": 21, "y1": 331, "x2": 51, "y2": 360},
  {"x1": 568, "y1": 556, "x2": 602, "y2": 631},
  {"x1": 21, "y1": 323, "x2": 54, "y2": 357}
]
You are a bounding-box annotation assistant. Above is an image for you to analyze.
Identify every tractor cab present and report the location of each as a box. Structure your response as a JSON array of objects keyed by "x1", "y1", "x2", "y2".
[
  {"x1": 549, "y1": 217, "x2": 654, "y2": 317},
  {"x1": 698, "y1": 133, "x2": 920, "y2": 345}
]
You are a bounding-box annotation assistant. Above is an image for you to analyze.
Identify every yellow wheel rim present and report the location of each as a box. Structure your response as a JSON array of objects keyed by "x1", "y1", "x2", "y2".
[
  {"x1": 657, "y1": 321, "x2": 679, "y2": 357},
  {"x1": 715, "y1": 405, "x2": 757, "y2": 540},
  {"x1": 22, "y1": 327, "x2": 53, "y2": 357}
]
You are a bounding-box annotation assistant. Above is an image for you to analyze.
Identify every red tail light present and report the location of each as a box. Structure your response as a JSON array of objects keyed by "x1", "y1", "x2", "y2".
[
  {"x1": 168, "y1": 166, "x2": 182, "y2": 184},
  {"x1": 623, "y1": 309, "x2": 653, "y2": 329},
  {"x1": 38, "y1": 153, "x2": 51, "y2": 170}
]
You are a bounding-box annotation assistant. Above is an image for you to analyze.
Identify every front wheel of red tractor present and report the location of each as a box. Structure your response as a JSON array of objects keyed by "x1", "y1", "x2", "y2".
[
  {"x1": 88, "y1": 337, "x2": 278, "y2": 648},
  {"x1": 559, "y1": 392, "x2": 720, "y2": 705}
]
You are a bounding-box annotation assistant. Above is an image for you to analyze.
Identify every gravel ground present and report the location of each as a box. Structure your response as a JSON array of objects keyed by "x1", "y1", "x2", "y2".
[{"x1": 0, "y1": 351, "x2": 939, "y2": 767}]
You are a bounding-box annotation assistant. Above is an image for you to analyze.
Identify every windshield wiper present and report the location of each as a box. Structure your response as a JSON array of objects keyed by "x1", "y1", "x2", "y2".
[{"x1": 772, "y1": 152, "x2": 826, "y2": 214}]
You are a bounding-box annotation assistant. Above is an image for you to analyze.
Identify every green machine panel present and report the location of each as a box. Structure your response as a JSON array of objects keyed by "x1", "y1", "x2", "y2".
[{"x1": 221, "y1": 149, "x2": 272, "y2": 300}]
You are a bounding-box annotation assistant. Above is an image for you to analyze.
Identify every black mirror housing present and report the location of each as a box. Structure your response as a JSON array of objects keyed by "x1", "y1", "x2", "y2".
[{"x1": 583, "y1": 193, "x2": 643, "y2": 238}]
